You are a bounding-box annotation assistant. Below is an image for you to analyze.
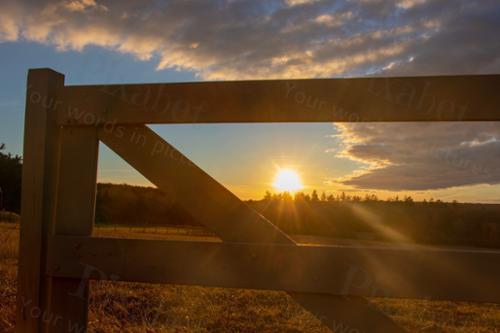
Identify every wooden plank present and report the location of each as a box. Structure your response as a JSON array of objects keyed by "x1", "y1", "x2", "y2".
[
  {"x1": 58, "y1": 75, "x2": 500, "y2": 125},
  {"x1": 16, "y1": 68, "x2": 64, "y2": 333},
  {"x1": 47, "y1": 236, "x2": 500, "y2": 303},
  {"x1": 42, "y1": 127, "x2": 99, "y2": 333},
  {"x1": 98, "y1": 124, "x2": 405, "y2": 332}
]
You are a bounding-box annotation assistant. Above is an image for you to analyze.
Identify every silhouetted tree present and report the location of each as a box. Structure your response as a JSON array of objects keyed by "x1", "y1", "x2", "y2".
[
  {"x1": 404, "y1": 196, "x2": 414, "y2": 204},
  {"x1": 364, "y1": 194, "x2": 379, "y2": 202},
  {"x1": 282, "y1": 191, "x2": 293, "y2": 202},
  {"x1": 0, "y1": 144, "x2": 22, "y2": 212},
  {"x1": 311, "y1": 190, "x2": 319, "y2": 202},
  {"x1": 352, "y1": 195, "x2": 362, "y2": 202},
  {"x1": 294, "y1": 192, "x2": 306, "y2": 202}
]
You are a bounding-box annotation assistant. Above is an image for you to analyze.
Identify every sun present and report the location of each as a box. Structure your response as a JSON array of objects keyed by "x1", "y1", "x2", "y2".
[{"x1": 273, "y1": 168, "x2": 304, "y2": 192}]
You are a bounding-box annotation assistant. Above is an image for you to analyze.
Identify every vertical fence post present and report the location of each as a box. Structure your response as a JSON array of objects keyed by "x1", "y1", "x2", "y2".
[
  {"x1": 16, "y1": 69, "x2": 65, "y2": 332},
  {"x1": 42, "y1": 127, "x2": 99, "y2": 332}
]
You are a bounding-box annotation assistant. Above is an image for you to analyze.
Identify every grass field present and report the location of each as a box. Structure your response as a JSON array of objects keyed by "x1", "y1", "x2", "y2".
[{"x1": 1, "y1": 221, "x2": 500, "y2": 332}]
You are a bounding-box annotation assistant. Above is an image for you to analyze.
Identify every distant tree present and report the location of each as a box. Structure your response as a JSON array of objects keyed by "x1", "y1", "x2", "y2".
[
  {"x1": 0, "y1": 144, "x2": 22, "y2": 212},
  {"x1": 364, "y1": 194, "x2": 379, "y2": 202},
  {"x1": 320, "y1": 192, "x2": 327, "y2": 202},
  {"x1": 282, "y1": 191, "x2": 293, "y2": 202},
  {"x1": 404, "y1": 196, "x2": 414, "y2": 204},
  {"x1": 263, "y1": 190, "x2": 272, "y2": 201},
  {"x1": 352, "y1": 195, "x2": 361, "y2": 202},
  {"x1": 311, "y1": 190, "x2": 319, "y2": 202},
  {"x1": 294, "y1": 192, "x2": 306, "y2": 202}
]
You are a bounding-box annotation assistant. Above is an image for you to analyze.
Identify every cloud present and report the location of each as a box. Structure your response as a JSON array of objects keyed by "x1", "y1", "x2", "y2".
[
  {"x1": 285, "y1": 0, "x2": 319, "y2": 7},
  {"x1": 335, "y1": 123, "x2": 500, "y2": 190},
  {"x1": 382, "y1": 1, "x2": 500, "y2": 76},
  {"x1": 2, "y1": 0, "x2": 499, "y2": 80},
  {"x1": 64, "y1": 0, "x2": 108, "y2": 13}
]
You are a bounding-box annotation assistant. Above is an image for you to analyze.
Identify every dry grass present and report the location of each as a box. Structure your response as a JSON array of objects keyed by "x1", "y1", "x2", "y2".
[
  {"x1": 1, "y1": 222, "x2": 500, "y2": 332},
  {"x1": 0, "y1": 222, "x2": 18, "y2": 332}
]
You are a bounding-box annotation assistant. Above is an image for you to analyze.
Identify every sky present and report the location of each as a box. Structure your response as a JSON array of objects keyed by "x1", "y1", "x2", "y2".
[{"x1": 1, "y1": 0, "x2": 500, "y2": 202}]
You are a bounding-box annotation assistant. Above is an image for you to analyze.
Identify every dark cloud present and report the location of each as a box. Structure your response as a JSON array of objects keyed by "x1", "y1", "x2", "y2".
[
  {"x1": 336, "y1": 123, "x2": 500, "y2": 190},
  {"x1": 383, "y1": 1, "x2": 500, "y2": 76}
]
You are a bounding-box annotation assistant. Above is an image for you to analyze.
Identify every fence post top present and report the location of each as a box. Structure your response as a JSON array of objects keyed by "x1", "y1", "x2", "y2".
[{"x1": 27, "y1": 68, "x2": 65, "y2": 81}]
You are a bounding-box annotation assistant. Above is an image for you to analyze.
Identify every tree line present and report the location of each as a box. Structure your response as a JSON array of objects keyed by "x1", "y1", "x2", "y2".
[
  {"x1": 1, "y1": 143, "x2": 500, "y2": 248},
  {"x1": 250, "y1": 193, "x2": 500, "y2": 248},
  {"x1": 261, "y1": 190, "x2": 447, "y2": 204}
]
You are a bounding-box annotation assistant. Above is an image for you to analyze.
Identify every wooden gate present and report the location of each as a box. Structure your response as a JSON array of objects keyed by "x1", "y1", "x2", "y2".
[{"x1": 16, "y1": 68, "x2": 500, "y2": 332}]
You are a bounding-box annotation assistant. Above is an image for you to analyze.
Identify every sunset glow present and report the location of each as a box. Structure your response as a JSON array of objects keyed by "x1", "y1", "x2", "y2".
[{"x1": 273, "y1": 168, "x2": 304, "y2": 193}]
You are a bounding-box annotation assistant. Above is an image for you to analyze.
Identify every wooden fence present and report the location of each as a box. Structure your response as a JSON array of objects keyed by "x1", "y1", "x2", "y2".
[{"x1": 16, "y1": 68, "x2": 500, "y2": 332}]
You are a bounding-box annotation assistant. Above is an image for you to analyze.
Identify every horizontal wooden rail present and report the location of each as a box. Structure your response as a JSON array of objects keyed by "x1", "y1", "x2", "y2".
[
  {"x1": 56, "y1": 75, "x2": 500, "y2": 125},
  {"x1": 47, "y1": 235, "x2": 500, "y2": 303}
]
